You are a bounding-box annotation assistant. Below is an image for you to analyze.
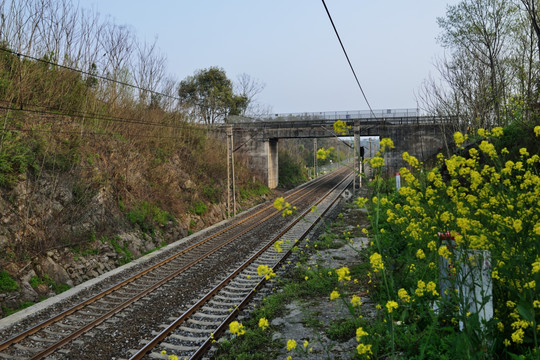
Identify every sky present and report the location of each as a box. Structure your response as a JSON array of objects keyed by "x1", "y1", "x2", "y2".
[{"x1": 80, "y1": 1, "x2": 459, "y2": 115}]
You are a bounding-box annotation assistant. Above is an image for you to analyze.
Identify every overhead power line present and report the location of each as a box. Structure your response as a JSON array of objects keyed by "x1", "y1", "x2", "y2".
[
  {"x1": 321, "y1": 0, "x2": 376, "y2": 118},
  {"x1": 0, "y1": 47, "x2": 181, "y2": 102}
]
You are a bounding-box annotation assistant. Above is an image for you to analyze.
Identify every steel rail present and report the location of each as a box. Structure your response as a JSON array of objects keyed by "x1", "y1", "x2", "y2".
[
  {"x1": 129, "y1": 170, "x2": 353, "y2": 360},
  {"x1": 191, "y1": 172, "x2": 352, "y2": 359},
  {"x1": 0, "y1": 166, "x2": 350, "y2": 358}
]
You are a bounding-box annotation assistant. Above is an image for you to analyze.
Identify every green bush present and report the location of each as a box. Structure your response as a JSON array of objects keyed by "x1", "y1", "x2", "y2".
[
  {"x1": 239, "y1": 180, "x2": 270, "y2": 200},
  {"x1": 29, "y1": 274, "x2": 70, "y2": 294},
  {"x1": 125, "y1": 201, "x2": 174, "y2": 233},
  {"x1": 190, "y1": 201, "x2": 207, "y2": 215},
  {"x1": 0, "y1": 270, "x2": 19, "y2": 292}
]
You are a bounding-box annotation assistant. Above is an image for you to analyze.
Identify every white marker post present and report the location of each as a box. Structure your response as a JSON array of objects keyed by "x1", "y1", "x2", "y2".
[{"x1": 395, "y1": 172, "x2": 401, "y2": 190}]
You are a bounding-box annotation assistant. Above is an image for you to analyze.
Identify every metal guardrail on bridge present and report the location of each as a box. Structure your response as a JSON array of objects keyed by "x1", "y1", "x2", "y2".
[{"x1": 255, "y1": 108, "x2": 420, "y2": 121}]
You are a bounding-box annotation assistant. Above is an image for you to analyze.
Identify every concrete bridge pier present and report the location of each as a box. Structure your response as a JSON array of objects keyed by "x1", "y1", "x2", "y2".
[{"x1": 235, "y1": 129, "x2": 279, "y2": 189}]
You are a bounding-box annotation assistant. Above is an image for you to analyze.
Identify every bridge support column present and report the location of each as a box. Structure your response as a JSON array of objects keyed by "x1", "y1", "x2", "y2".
[
  {"x1": 267, "y1": 138, "x2": 279, "y2": 189},
  {"x1": 236, "y1": 130, "x2": 279, "y2": 189}
]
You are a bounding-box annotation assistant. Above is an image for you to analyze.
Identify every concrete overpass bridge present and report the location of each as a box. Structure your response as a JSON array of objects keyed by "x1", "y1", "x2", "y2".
[{"x1": 223, "y1": 108, "x2": 457, "y2": 189}]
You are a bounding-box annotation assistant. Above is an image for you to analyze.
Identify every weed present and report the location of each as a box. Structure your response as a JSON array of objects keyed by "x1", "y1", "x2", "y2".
[
  {"x1": 202, "y1": 181, "x2": 222, "y2": 203},
  {"x1": 29, "y1": 274, "x2": 70, "y2": 294},
  {"x1": 326, "y1": 317, "x2": 361, "y2": 342},
  {"x1": 238, "y1": 180, "x2": 270, "y2": 200},
  {"x1": 190, "y1": 201, "x2": 207, "y2": 215},
  {"x1": 108, "y1": 236, "x2": 133, "y2": 265},
  {"x1": 125, "y1": 201, "x2": 174, "y2": 233},
  {"x1": 0, "y1": 271, "x2": 19, "y2": 292}
]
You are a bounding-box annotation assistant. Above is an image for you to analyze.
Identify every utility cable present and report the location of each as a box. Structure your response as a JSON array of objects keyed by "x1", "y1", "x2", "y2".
[
  {"x1": 0, "y1": 47, "x2": 181, "y2": 102},
  {"x1": 321, "y1": 0, "x2": 376, "y2": 118},
  {"x1": 0, "y1": 104, "x2": 190, "y2": 130}
]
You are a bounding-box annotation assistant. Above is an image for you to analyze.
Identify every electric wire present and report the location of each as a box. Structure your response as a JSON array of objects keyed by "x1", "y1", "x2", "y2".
[
  {"x1": 0, "y1": 47, "x2": 181, "y2": 102},
  {"x1": 0, "y1": 103, "x2": 194, "y2": 131},
  {"x1": 321, "y1": 0, "x2": 376, "y2": 118}
]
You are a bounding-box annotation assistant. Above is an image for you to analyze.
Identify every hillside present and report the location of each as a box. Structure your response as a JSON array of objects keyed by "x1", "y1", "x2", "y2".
[{"x1": 0, "y1": 108, "x2": 276, "y2": 317}]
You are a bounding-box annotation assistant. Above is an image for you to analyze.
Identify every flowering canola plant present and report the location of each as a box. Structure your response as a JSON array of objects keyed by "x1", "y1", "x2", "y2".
[{"x1": 361, "y1": 128, "x2": 540, "y2": 358}]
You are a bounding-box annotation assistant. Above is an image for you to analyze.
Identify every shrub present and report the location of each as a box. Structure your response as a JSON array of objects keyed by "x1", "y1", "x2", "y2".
[
  {"x1": 0, "y1": 271, "x2": 19, "y2": 292},
  {"x1": 190, "y1": 201, "x2": 207, "y2": 215},
  {"x1": 125, "y1": 201, "x2": 174, "y2": 233}
]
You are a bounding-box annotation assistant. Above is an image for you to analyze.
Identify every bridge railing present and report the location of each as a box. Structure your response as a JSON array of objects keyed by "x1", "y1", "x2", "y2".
[{"x1": 254, "y1": 108, "x2": 420, "y2": 121}]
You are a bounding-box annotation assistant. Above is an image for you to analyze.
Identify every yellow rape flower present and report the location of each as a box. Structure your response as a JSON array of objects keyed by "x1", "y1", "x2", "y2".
[
  {"x1": 454, "y1": 131, "x2": 465, "y2": 147},
  {"x1": 259, "y1": 317, "x2": 269, "y2": 331},
  {"x1": 416, "y1": 249, "x2": 426, "y2": 259},
  {"x1": 511, "y1": 328, "x2": 524, "y2": 344},
  {"x1": 357, "y1": 343, "x2": 373, "y2": 356},
  {"x1": 333, "y1": 119, "x2": 350, "y2": 135},
  {"x1": 336, "y1": 266, "x2": 351, "y2": 282},
  {"x1": 416, "y1": 280, "x2": 426, "y2": 297},
  {"x1": 426, "y1": 281, "x2": 439, "y2": 296},
  {"x1": 438, "y1": 245, "x2": 451, "y2": 259},
  {"x1": 398, "y1": 288, "x2": 410, "y2": 303},
  {"x1": 303, "y1": 340, "x2": 309, "y2": 348},
  {"x1": 478, "y1": 140, "x2": 497, "y2": 159},
  {"x1": 257, "y1": 265, "x2": 276, "y2": 280},
  {"x1": 287, "y1": 339, "x2": 297, "y2": 351},
  {"x1": 330, "y1": 290, "x2": 340, "y2": 300},
  {"x1": 356, "y1": 327, "x2": 369, "y2": 341},
  {"x1": 535, "y1": 125, "x2": 540, "y2": 136},
  {"x1": 229, "y1": 321, "x2": 246, "y2": 336},
  {"x1": 386, "y1": 300, "x2": 398, "y2": 313},
  {"x1": 355, "y1": 197, "x2": 368, "y2": 208},
  {"x1": 351, "y1": 295, "x2": 363, "y2": 307},
  {"x1": 513, "y1": 219, "x2": 523, "y2": 233},
  {"x1": 273, "y1": 197, "x2": 286, "y2": 210},
  {"x1": 370, "y1": 156, "x2": 385, "y2": 168},
  {"x1": 532, "y1": 258, "x2": 540, "y2": 274},
  {"x1": 379, "y1": 138, "x2": 395, "y2": 152},
  {"x1": 370, "y1": 252, "x2": 384, "y2": 272},
  {"x1": 491, "y1": 127, "x2": 503, "y2": 137}
]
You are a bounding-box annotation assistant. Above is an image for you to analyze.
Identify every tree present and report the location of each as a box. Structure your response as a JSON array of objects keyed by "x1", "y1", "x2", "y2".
[
  {"x1": 519, "y1": 0, "x2": 540, "y2": 63},
  {"x1": 234, "y1": 73, "x2": 270, "y2": 117},
  {"x1": 437, "y1": 0, "x2": 515, "y2": 126},
  {"x1": 178, "y1": 67, "x2": 247, "y2": 125}
]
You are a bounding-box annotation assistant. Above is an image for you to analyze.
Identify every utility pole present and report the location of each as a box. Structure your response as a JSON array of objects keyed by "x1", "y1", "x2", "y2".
[
  {"x1": 226, "y1": 126, "x2": 236, "y2": 217},
  {"x1": 353, "y1": 122, "x2": 360, "y2": 192},
  {"x1": 313, "y1": 138, "x2": 318, "y2": 177}
]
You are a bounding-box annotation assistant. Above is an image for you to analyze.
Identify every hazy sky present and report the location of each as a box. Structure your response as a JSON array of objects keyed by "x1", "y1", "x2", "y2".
[{"x1": 80, "y1": 1, "x2": 458, "y2": 114}]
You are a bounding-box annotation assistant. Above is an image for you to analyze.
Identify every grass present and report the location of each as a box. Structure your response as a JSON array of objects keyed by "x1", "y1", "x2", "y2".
[
  {"x1": 326, "y1": 317, "x2": 362, "y2": 342},
  {"x1": 125, "y1": 201, "x2": 175, "y2": 233},
  {"x1": 108, "y1": 236, "x2": 133, "y2": 265},
  {"x1": 28, "y1": 274, "x2": 70, "y2": 294},
  {"x1": 190, "y1": 201, "x2": 207, "y2": 216},
  {"x1": 0, "y1": 270, "x2": 19, "y2": 292}
]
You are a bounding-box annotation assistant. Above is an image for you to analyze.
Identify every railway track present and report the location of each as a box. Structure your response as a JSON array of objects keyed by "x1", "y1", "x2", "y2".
[{"x1": 0, "y1": 166, "x2": 353, "y2": 359}]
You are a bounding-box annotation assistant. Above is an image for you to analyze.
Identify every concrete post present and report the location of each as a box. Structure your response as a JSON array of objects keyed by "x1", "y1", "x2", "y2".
[
  {"x1": 267, "y1": 138, "x2": 279, "y2": 189},
  {"x1": 313, "y1": 138, "x2": 318, "y2": 177}
]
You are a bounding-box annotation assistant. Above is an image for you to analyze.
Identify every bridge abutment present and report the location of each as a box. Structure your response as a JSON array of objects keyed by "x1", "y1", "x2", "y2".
[{"x1": 235, "y1": 129, "x2": 279, "y2": 189}]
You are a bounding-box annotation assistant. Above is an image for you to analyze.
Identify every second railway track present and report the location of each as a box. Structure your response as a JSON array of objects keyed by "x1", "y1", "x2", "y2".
[{"x1": 0, "y1": 166, "x2": 354, "y2": 359}]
